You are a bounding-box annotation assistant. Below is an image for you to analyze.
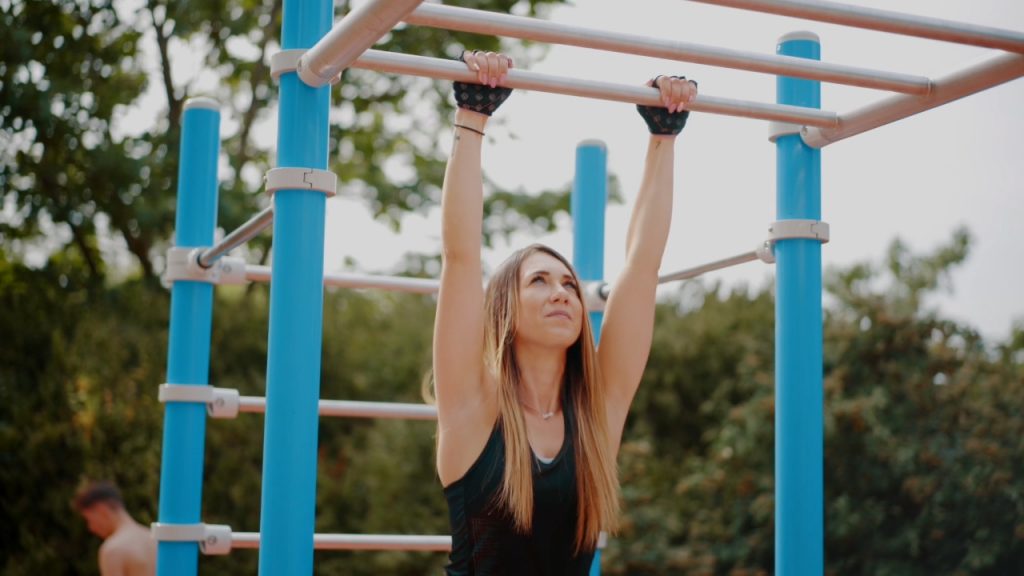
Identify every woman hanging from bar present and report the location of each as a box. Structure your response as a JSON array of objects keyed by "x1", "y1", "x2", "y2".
[{"x1": 433, "y1": 49, "x2": 697, "y2": 575}]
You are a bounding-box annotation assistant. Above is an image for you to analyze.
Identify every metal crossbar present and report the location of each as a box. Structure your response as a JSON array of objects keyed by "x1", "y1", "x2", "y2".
[
  {"x1": 231, "y1": 532, "x2": 452, "y2": 552},
  {"x1": 404, "y1": 3, "x2": 931, "y2": 94},
  {"x1": 351, "y1": 49, "x2": 840, "y2": 127}
]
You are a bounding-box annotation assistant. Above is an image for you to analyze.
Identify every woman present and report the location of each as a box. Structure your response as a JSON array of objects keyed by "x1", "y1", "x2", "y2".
[{"x1": 434, "y1": 50, "x2": 697, "y2": 575}]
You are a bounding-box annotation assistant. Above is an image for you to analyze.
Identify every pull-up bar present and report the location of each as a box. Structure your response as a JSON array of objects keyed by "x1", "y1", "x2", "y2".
[
  {"x1": 403, "y1": 3, "x2": 931, "y2": 94},
  {"x1": 350, "y1": 49, "x2": 840, "y2": 127},
  {"x1": 689, "y1": 0, "x2": 1024, "y2": 53}
]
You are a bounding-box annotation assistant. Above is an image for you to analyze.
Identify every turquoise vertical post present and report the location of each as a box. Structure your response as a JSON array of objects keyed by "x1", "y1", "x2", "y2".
[
  {"x1": 157, "y1": 97, "x2": 221, "y2": 576},
  {"x1": 573, "y1": 140, "x2": 607, "y2": 338},
  {"x1": 572, "y1": 140, "x2": 607, "y2": 576},
  {"x1": 258, "y1": 0, "x2": 332, "y2": 574},
  {"x1": 774, "y1": 32, "x2": 823, "y2": 576}
]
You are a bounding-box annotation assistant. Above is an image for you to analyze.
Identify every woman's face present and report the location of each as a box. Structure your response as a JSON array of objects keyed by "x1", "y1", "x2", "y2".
[{"x1": 514, "y1": 251, "x2": 584, "y2": 349}]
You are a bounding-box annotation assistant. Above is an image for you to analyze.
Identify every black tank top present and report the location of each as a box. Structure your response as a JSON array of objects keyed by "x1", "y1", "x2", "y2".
[{"x1": 442, "y1": 405, "x2": 595, "y2": 575}]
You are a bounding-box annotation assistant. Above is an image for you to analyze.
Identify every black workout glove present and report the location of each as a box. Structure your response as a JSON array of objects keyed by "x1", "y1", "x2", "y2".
[
  {"x1": 453, "y1": 52, "x2": 513, "y2": 116},
  {"x1": 636, "y1": 76, "x2": 695, "y2": 135}
]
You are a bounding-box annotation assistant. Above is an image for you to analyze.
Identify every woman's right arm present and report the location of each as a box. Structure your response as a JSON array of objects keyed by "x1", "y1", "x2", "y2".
[
  {"x1": 432, "y1": 52, "x2": 512, "y2": 431},
  {"x1": 432, "y1": 106, "x2": 489, "y2": 426}
]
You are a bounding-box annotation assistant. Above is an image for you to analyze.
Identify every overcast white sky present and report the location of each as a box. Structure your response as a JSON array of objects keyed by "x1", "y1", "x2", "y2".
[{"x1": 318, "y1": 0, "x2": 1023, "y2": 342}]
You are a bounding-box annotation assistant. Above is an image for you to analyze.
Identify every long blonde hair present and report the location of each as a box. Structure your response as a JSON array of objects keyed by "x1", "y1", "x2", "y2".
[{"x1": 484, "y1": 244, "x2": 620, "y2": 552}]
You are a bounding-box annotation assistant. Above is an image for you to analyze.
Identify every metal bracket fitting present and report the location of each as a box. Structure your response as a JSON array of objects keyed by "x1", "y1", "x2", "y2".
[
  {"x1": 768, "y1": 121, "x2": 803, "y2": 143},
  {"x1": 768, "y1": 219, "x2": 830, "y2": 243},
  {"x1": 151, "y1": 523, "x2": 233, "y2": 555},
  {"x1": 755, "y1": 240, "x2": 776, "y2": 264},
  {"x1": 158, "y1": 384, "x2": 241, "y2": 419},
  {"x1": 582, "y1": 281, "x2": 607, "y2": 313},
  {"x1": 159, "y1": 383, "x2": 213, "y2": 404},
  {"x1": 164, "y1": 247, "x2": 248, "y2": 285},
  {"x1": 271, "y1": 50, "x2": 340, "y2": 85},
  {"x1": 265, "y1": 167, "x2": 337, "y2": 198}
]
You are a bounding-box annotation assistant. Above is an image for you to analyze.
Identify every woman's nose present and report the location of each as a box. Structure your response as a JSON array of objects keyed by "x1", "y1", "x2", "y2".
[{"x1": 551, "y1": 284, "x2": 570, "y2": 301}]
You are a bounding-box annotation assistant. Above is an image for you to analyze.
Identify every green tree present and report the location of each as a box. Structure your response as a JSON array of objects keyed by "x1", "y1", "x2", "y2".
[
  {"x1": 0, "y1": 248, "x2": 167, "y2": 574},
  {"x1": 1, "y1": 0, "x2": 576, "y2": 284},
  {"x1": 604, "y1": 230, "x2": 1024, "y2": 575}
]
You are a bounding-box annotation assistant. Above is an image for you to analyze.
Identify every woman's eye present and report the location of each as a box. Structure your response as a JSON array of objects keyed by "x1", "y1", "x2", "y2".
[
  {"x1": 531, "y1": 276, "x2": 545, "y2": 284},
  {"x1": 564, "y1": 282, "x2": 577, "y2": 291}
]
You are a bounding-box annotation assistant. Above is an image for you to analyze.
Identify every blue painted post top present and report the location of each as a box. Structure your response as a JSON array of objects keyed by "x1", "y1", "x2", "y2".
[
  {"x1": 174, "y1": 97, "x2": 221, "y2": 247},
  {"x1": 777, "y1": 31, "x2": 821, "y2": 109},
  {"x1": 572, "y1": 140, "x2": 608, "y2": 345}
]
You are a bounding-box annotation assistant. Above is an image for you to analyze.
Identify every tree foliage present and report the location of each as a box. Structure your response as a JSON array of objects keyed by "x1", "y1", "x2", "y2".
[
  {"x1": 1, "y1": 0, "x2": 578, "y2": 283},
  {"x1": 3, "y1": 228, "x2": 1022, "y2": 574}
]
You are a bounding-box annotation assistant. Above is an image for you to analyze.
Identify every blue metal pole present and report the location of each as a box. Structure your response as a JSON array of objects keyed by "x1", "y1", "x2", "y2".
[
  {"x1": 573, "y1": 140, "x2": 607, "y2": 339},
  {"x1": 572, "y1": 140, "x2": 607, "y2": 576},
  {"x1": 774, "y1": 32, "x2": 824, "y2": 576},
  {"x1": 157, "y1": 97, "x2": 221, "y2": 576},
  {"x1": 258, "y1": 0, "x2": 332, "y2": 573}
]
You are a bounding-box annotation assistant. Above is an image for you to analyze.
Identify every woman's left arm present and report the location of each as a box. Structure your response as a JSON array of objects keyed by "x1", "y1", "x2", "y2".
[{"x1": 599, "y1": 76, "x2": 697, "y2": 453}]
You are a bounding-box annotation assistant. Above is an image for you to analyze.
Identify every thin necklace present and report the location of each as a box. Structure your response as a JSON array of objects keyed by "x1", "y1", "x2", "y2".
[{"x1": 521, "y1": 400, "x2": 558, "y2": 420}]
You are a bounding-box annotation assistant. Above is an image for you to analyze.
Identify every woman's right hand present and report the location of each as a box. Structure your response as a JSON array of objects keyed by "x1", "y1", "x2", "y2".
[
  {"x1": 454, "y1": 50, "x2": 514, "y2": 116},
  {"x1": 460, "y1": 50, "x2": 514, "y2": 87}
]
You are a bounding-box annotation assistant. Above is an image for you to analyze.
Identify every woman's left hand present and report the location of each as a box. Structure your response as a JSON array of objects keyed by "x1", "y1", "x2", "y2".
[
  {"x1": 651, "y1": 75, "x2": 698, "y2": 113},
  {"x1": 637, "y1": 75, "x2": 699, "y2": 136}
]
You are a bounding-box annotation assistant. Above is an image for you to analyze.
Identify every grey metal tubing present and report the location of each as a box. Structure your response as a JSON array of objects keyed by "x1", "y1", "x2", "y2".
[
  {"x1": 197, "y1": 206, "x2": 274, "y2": 268},
  {"x1": 404, "y1": 3, "x2": 931, "y2": 94},
  {"x1": 236, "y1": 396, "x2": 438, "y2": 420},
  {"x1": 689, "y1": 0, "x2": 1024, "y2": 53},
  {"x1": 230, "y1": 532, "x2": 452, "y2": 552},
  {"x1": 658, "y1": 250, "x2": 762, "y2": 284},
  {"x1": 297, "y1": 0, "x2": 425, "y2": 87},
  {"x1": 245, "y1": 265, "x2": 441, "y2": 294},
  {"x1": 351, "y1": 50, "x2": 841, "y2": 127},
  {"x1": 804, "y1": 52, "x2": 1024, "y2": 147}
]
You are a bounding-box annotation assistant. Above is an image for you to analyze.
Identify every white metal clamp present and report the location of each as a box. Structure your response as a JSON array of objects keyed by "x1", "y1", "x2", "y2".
[
  {"x1": 768, "y1": 219, "x2": 830, "y2": 243},
  {"x1": 164, "y1": 248, "x2": 248, "y2": 285},
  {"x1": 265, "y1": 167, "x2": 337, "y2": 198},
  {"x1": 159, "y1": 384, "x2": 241, "y2": 419},
  {"x1": 151, "y1": 522, "x2": 233, "y2": 555},
  {"x1": 768, "y1": 121, "x2": 804, "y2": 143}
]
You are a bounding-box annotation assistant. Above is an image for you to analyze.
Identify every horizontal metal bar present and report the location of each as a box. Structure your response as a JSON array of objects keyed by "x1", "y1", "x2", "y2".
[
  {"x1": 689, "y1": 0, "x2": 1024, "y2": 53},
  {"x1": 405, "y1": 3, "x2": 930, "y2": 94},
  {"x1": 298, "y1": 0, "x2": 424, "y2": 87},
  {"x1": 659, "y1": 250, "x2": 762, "y2": 283},
  {"x1": 804, "y1": 52, "x2": 1024, "y2": 147},
  {"x1": 237, "y1": 396, "x2": 437, "y2": 420},
  {"x1": 197, "y1": 207, "x2": 274, "y2": 268},
  {"x1": 231, "y1": 532, "x2": 452, "y2": 552},
  {"x1": 352, "y1": 50, "x2": 840, "y2": 127},
  {"x1": 245, "y1": 265, "x2": 441, "y2": 294}
]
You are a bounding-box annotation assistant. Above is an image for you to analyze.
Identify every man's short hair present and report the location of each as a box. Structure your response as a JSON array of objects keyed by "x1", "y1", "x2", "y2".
[{"x1": 74, "y1": 481, "x2": 125, "y2": 511}]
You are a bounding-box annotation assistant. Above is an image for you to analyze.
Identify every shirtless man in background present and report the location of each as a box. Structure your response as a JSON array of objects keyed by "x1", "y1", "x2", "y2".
[{"x1": 74, "y1": 481, "x2": 156, "y2": 576}]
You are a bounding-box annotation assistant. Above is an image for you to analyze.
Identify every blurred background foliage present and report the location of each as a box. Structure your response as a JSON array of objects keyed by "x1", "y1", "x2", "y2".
[{"x1": 1, "y1": 0, "x2": 1022, "y2": 574}]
